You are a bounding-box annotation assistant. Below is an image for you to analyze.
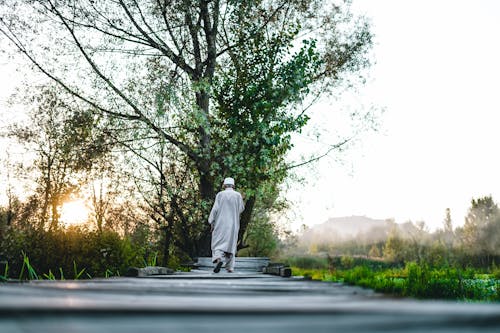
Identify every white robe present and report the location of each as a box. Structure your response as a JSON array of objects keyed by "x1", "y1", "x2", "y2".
[{"x1": 208, "y1": 188, "x2": 244, "y2": 266}]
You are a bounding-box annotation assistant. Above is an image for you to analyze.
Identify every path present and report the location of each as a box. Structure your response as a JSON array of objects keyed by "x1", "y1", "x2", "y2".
[{"x1": 0, "y1": 262, "x2": 499, "y2": 332}]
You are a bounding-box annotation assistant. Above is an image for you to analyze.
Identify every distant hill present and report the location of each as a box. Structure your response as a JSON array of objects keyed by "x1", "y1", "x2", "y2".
[{"x1": 300, "y1": 216, "x2": 396, "y2": 245}]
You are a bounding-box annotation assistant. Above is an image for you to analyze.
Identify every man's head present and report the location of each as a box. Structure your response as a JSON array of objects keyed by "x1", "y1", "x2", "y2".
[{"x1": 223, "y1": 177, "x2": 235, "y2": 188}]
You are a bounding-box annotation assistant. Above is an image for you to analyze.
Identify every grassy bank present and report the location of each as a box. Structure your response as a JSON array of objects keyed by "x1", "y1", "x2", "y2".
[{"x1": 286, "y1": 256, "x2": 500, "y2": 302}]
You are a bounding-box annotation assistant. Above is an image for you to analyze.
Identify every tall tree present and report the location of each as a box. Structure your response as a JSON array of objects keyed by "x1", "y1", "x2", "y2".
[
  {"x1": 443, "y1": 208, "x2": 453, "y2": 234},
  {"x1": 439, "y1": 207, "x2": 455, "y2": 261},
  {"x1": 0, "y1": 0, "x2": 373, "y2": 256}
]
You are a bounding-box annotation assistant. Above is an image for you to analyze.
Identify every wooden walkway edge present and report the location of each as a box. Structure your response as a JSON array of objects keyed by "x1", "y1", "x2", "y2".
[{"x1": 0, "y1": 258, "x2": 499, "y2": 332}]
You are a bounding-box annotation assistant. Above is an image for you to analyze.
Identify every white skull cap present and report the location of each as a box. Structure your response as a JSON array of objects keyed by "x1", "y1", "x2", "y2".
[{"x1": 223, "y1": 177, "x2": 235, "y2": 186}]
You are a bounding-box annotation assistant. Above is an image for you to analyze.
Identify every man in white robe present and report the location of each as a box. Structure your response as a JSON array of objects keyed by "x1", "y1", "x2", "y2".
[{"x1": 208, "y1": 177, "x2": 245, "y2": 273}]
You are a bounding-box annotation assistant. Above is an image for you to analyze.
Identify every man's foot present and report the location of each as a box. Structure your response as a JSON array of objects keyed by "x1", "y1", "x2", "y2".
[
  {"x1": 213, "y1": 261, "x2": 223, "y2": 273},
  {"x1": 226, "y1": 269, "x2": 234, "y2": 273}
]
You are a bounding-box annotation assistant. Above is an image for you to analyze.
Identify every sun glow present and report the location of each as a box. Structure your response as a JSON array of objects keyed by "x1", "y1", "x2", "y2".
[{"x1": 60, "y1": 199, "x2": 90, "y2": 226}]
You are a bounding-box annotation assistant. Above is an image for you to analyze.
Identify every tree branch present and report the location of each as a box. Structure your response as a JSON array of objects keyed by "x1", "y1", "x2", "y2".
[
  {"x1": 118, "y1": 0, "x2": 196, "y2": 78},
  {"x1": 52, "y1": 1, "x2": 201, "y2": 162},
  {"x1": 284, "y1": 137, "x2": 353, "y2": 171},
  {"x1": 215, "y1": 1, "x2": 287, "y2": 58},
  {"x1": 156, "y1": 0, "x2": 182, "y2": 55},
  {"x1": 0, "y1": 19, "x2": 140, "y2": 122}
]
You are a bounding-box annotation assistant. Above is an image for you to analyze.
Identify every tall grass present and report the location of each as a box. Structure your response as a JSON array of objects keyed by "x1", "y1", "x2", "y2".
[
  {"x1": 143, "y1": 251, "x2": 158, "y2": 267},
  {"x1": 73, "y1": 261, "x2": 86, "y2": 280},
  {"x1": 19, "y1": 251, "x2": 38, "y2": 280},
  {"x1": 0, "y1": 261, "x2": 8, "y2": 282}
]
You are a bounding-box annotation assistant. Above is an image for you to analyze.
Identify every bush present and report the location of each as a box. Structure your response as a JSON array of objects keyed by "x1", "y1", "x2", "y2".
[
  {"x1": 290, "y1": 256, "x2": 499, "y2": 302},
  {"x1": 283, "y1": 256, "x2": 330, "y2": 269},
  {"x1": 0, "y1": 226, "x2": 146, "y2": 279}
]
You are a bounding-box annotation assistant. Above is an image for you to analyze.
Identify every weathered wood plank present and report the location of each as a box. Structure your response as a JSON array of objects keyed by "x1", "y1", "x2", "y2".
[
  {"x1": 195, "y1": 257, "x2": 269, "y2": 271},
  {"x1": 262, "y1": 263, "x2": 292, "y2": 277},
  {"x1": 125, "y1": 266, "x2": 174, "y2": 277},
  {"x1": 1, "y1": 273, "x2": 499, "y2": 332}
]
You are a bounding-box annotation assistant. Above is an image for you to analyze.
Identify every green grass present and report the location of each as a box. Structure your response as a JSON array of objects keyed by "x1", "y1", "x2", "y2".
[
  {"x1": 291, "y1": 259, "x2": 499, "y2": 302},
  {"x1": 19, "y1": 251, "x2": 39, "y2": 280},
  {"x1": 0, "y1": 261, "x2": 8, "y2": 282},
  {"x1": 0, "y1": 253, "x2": 97, "y2": 282},
  {"x1": 143, "y1": 251, "x2": 158, "y2": 267}
]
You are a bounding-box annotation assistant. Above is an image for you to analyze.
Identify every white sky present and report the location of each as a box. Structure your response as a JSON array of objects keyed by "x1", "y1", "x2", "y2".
[
  {"x1": 286, "y1": 0, "x2": 500, "y2": 231},
  {"x1": 1, "y1": 0, "x2": 500, "y2": 232}
]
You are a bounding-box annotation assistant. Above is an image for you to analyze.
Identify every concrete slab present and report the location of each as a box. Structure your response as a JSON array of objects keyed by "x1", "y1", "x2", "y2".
[{"x1": 0, "y1": 271, "x2": 499, "y2": 333}]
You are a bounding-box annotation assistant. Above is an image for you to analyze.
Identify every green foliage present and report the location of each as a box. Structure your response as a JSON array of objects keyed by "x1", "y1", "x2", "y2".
[
  {"x1": 291, "y1": 267, "x2": 332, "y2": 281},
  {"x1": 0, "y1": 226, "x2": 148, "y2": 279},
  {"x1": 73, "y1": 261, "x2": 86, "y2": 280},
  {"x1": 460, "y1": 196, "x2": 500, "y2": 263},
  {"x1": 404, "y1": 262, "x2": 430, "y2": 298},
  {"x1": 239, "y1": 213, "x2": 278, "y2": 257},
  {"x1": 8, "y1": 85, "x2": 112, "y2": 231},
  {"x1": 340, "y1": 255, "x2": 355, "y2": 269},
  {"x1": 283, "y1": 255, "x2": 396, "y2": 271},
  {"x1": 291, "y1": 256, "x2": 499, "y2": 302},
  {"x1": 492, "y1": 265, "x2": 500, "y2": 279},
  {"x1": 43, "y1": 269, "x2": 56, "y2": 280},
  {"x1": 283, "y1": 256, "x2": 330, "y2": 269},
  {"x1": 143, "y1": 251, "x2": 158, "y2": 267},
  {"x1": 19, "y1": 251, "x2": 38, "y2": 280},
  {"x1": 0, "y1": 261, "x2": 8, "y2": 281}
]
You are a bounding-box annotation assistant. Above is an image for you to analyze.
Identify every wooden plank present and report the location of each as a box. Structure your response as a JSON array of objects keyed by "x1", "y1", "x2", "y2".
[
  {"x1": 263, "y1": 263, "x2": 292, "y2": 277},
  {"x1": 1, "y1": 273, "x2": 500, "y2": 332},
  {"x1": 195, "y1": 257, "x2": 269, "y2": 271},
  {"x1": 125, "y1": 266, "x2": 174, "y2": 277}
]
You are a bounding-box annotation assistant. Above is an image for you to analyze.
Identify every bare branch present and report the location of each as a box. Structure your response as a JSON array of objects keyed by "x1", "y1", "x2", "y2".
[
  {"x1": 156, "y1": 0, "x2": 182, "y2": 55},
  {"x1": 0, "y1": 19, "x2": 139, "y2": 121},
  {"x1": 48, "y1": 1, "x2": 200, "y2": 163},
  {"x1": 284, "y1": 137, "x2": 353, "y2": 171},
  {"x1": 118, "y1": 0, "x2": 195, "y2": 78},
  {"x1": 216, "y1": 2, "x2": 287, "y2": 58}
]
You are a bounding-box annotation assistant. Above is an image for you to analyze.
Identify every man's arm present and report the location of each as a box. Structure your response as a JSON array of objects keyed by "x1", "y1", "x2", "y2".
[
  {"x1": 208, "y1": 193, "x2": 220, "y2": 228},
  {"x1": 238, "y1": 193, "x2": 245, "y2": 214}
]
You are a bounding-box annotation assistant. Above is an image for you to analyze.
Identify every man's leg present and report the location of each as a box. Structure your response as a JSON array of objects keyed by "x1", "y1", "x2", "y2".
[
  {"x1": 224, "y1": 252, "x2": 235, "y2": 272},
  {"x1": 212, "y1": 249, "x2": 224, "y2": 273}
]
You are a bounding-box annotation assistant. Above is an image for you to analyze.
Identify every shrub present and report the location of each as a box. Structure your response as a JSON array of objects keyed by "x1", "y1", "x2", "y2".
[
  {"x1": 291, "y1": 256, "x2": 499, "y2": 302},
  {"x1": 0, "y1": 226, "x2": 145, "y2": 279},
  {"x1": 284, "y1": 256, "x2": 330, "y2": 269}
]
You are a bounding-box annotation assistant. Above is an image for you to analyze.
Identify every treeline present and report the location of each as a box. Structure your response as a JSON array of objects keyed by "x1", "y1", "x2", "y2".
[
  {"x1": 0, "y1": 175, "x2": 282, "y2": 279},
  {"x1": 287, "y1": 196, "x2": 500, "y2": 268}
]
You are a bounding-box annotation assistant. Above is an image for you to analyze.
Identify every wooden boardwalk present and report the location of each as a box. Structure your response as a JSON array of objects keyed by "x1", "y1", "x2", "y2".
[{"x1": 0, "y1": 261, "x2": 499, "y2": 332}]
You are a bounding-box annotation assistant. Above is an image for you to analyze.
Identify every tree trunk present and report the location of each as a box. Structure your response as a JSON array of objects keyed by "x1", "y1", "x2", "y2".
[
  {"x1": 195, "y1": 163, "x2": 214, "y2": 258},
  {"x1": 50, "y1": 196, "x2": 59, "y2": 230},
  {"x1": 238, "y1": 195, "x2": 256, "y2": 251},
  {"x1": 193, "y1": 86, "x2": 215, "y2": 257},
  {"x1": 161, "y1": 225, "x2": 172, "y2": 267}
]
